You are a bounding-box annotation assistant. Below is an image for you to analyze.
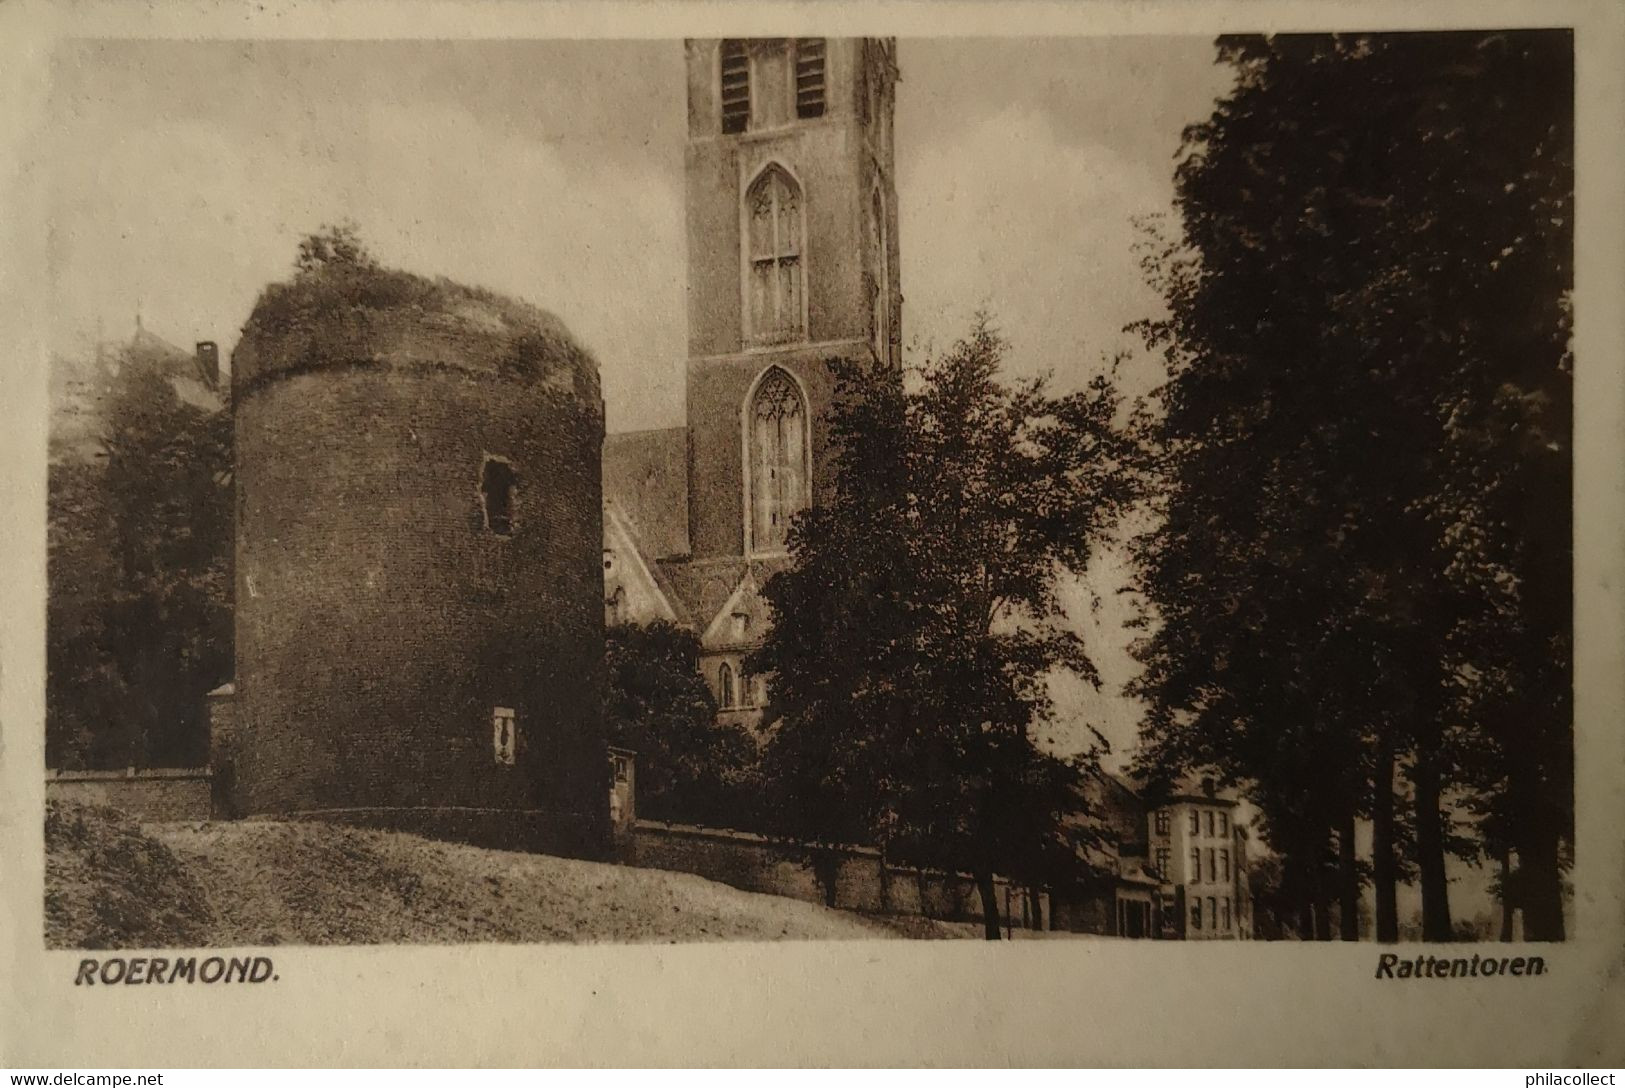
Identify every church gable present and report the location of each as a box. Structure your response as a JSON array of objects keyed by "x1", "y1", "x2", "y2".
[
  {"x1": 603, "y1": 500, "x2": 686, "y2": 627},
  {"x1": 698, "y1": 567, "x2": 776, "y2": 651}
]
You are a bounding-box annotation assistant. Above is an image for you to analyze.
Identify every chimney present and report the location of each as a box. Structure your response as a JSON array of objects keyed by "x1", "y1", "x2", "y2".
[{"x1": 196, "y1": 341, "x2": 220, "y2": 386}]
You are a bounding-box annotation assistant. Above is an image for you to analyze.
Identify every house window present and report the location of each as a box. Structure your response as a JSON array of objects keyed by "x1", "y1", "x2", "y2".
[
  {"x1": 492, "y1": 706, "x2": 516, "y2": 766},
  {"x1": 1154, "y1": 848, "x2": 1171, "y2": 877},
  {"x1": 606, "y1": 586, "x2": 627, "y2": 626},
  {"x1": 721, "y1": 40, "x2": 750, "y2": 133},
  {"x1": 1219, "y1": 848, "x2": 1230, "y2": 883},
  {"x1": 748, "y1": 367, "x2": 808, "y2": 552},
  {"x1": 1207, "y1": 848, "x2": 1216, "y2": 883},
  {"x1": 1222, "y1": 897, "x2": 1233, "y2": 930},
  {"x1": 1206, "y1": 810, "x2": 1216, "y2": 837},
  {"x1": 480, "y1": 456, "x2": 516, "y2": 535},
  {"x1": 731, "y1": 611, "x2": 750, "y2": 641},
  {"x1": 1219, "y1": 810, "x2": 1229, "y2": 836},
  {"x1": 1154, "y1": 810, "x2": 1171, "y2": 836},
  {"x1": 612, "y1": 752, "x2": 631, "y2": 784},
  {"x1": 1190, "y1": 899, "x2": 1202, "y2": 931},
  {"x1": 719, "y1": 662, "x2": 737, "y2": 708},
  {"x1": 1207, "y1": 897, "x2": 1218, "y2": 931},
  {"x1": 1189, "y1": 810, "x2": 1200, "y2": 835},
  {"x1": 746, "y1": 166, "x2": 805, "y2": 344},
  {"x1": 794, "y1": 38, "x2": 826, "y2": 118},
  {"x1": 1190, "y1": 847, "x2": 1201, "y2": 882}
]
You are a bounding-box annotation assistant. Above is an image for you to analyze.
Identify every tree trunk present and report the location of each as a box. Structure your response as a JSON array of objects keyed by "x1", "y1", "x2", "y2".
[
  {"x1": 976, "y1": 871, "x2": 1002, "y2": 940},
  {"x1": 1499, "y1": 850, "x2": 1515, "y2": 943},
  {"x1": 1372, "y1": 739, "x2": 1400, "y2": 943},
  {"x1": 812, "y1": 851, "x2": 840, "y2": 909},
  {"x1": 1518, "y1": 826, "x2": 1565, "y2": 942},
  {"x1": 1338, "y1": 811, "x2": 1360, "y2": 941},
  {"x1": 1306, "y1": 846, "x2": 1332, "y2": 941},
  {"x1": 1412, "y1": 757, "x2": 1454, "y2": 941},
  {"x1": 1297, "y1": 883, "x2": 1316, "y2": 942}
]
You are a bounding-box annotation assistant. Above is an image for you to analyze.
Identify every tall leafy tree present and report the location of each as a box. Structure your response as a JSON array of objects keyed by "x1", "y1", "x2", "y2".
[
  {"x1": 1131, "y1": 31, "x2": 1572, "y2": 940},
  {"x1": 603, "y1": 621, "x2": 758, "y2": 829},
  {"x1": 751, "y1": 320, "x2": 1143, "y2": 937},
  {"x1": 47, "y1": 352, "x2": 233, "y2": 769}
]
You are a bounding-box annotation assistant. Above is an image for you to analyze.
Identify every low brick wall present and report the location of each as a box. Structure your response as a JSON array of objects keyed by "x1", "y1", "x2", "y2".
[
  {"x1": 619, "y1": 820, "x2": 1014, "y2": 923},
  {"x1": 46, "y1": 769, "x2": 214, "y2": 822}
]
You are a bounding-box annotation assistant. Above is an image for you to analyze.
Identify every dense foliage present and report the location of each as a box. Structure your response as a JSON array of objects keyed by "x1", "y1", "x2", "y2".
[
  {"x1": 750, "y1": 321, "x2": 1144, "y2": 936},
  {"x1": 1130, "y1": 31, "x2": 1573, "y2": 940},
  {"x1": 604, "y1": 621, "x2": 759, "y2": 829},
  {"x1": 47, "y1": 352, "x2": 233, "y2": 769}
]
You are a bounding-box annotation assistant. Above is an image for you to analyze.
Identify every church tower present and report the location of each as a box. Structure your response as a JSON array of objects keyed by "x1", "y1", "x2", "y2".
[{"x1": 682, "y1": 38, "x2": 901, "y2": 561}]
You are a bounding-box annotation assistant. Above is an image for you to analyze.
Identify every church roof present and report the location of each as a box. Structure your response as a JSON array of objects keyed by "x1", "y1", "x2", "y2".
[
  {"x1": 604, "y1": 499, "x2": 691, "y2": 628},
  {"x1": 656, "y1": 557, "x2": 749, "y2": 637},
  {"x1": 1078, "y1": 767, "x2": 1150, "y2": 853},
  {"x1": 655, "y1": 555, "x2": 795, "y2": 644},
  {"x1": 50, "y1": 323, "x2": 223, "y2": 464},
  {"x1": 126, "y1": 325, "x2": 224, "y2": 412},
  {"x1": 603, "y1": 427, "x2": 690, "y2": 560},
  {"x1": 1115, "y1": 766, "x2": 1243, "y2": 808}
]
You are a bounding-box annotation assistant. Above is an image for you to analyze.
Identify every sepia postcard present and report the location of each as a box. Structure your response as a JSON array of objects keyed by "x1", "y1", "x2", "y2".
[{"x1": 1, "y1": 0, "x2": 1622, "y2": 1068}]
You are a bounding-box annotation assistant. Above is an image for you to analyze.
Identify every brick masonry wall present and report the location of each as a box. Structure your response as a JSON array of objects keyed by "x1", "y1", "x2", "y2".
[
  {"x1": 233, "y1": 280, "x2": 609, "y2": 855},
  {"x1": 620, "y1": 821, "x2": 1015, "y2": 924},
  {"x1": 47, "y1": 770, "x2": 214, "y2": 822}
]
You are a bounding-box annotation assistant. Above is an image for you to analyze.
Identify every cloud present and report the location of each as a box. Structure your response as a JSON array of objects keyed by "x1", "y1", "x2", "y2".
[
  {"x1": 899, "y1": 102, "x2": 1173, "y2": 400},
  {"x1": 48, "y1": 41, "x2": 688, "y2": 432}
]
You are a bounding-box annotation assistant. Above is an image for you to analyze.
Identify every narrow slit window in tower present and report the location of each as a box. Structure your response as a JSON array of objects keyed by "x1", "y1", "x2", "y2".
[
  {"x1": 492, "y1": 706, "x2": 517, "y2": 766},
  {"x1": 481, "y1": 456, "x2": 515, "y2": 535}
]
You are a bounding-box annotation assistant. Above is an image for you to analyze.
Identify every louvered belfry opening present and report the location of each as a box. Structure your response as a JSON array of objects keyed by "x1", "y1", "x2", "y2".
[
  {"x1": 721, "y1": 39, "x2": 750, "y2": 133},
  {"x1": 795, "y1": 38, "x2": 826, "y2": 118}
]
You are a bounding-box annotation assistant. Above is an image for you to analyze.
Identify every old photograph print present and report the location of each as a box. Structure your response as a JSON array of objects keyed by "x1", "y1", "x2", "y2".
[{"x1": 44, "y1": 32, "x2": 1573, "y2": 950}]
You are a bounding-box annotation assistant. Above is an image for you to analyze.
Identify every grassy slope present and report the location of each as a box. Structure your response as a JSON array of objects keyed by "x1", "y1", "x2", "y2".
[{"x1": 44, "y1": 801, "x2": 928, "y2": 948}]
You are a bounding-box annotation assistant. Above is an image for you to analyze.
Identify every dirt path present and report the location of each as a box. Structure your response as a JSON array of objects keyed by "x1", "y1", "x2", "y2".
[{"x1": 148, "y1": 819, "x2": 901, "y2": 945}]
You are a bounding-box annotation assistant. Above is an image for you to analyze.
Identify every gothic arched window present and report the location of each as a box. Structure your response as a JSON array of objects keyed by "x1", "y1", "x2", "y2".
[
  {"x1": 719, "y1": 662, "x2": 737, "y2": 708},
  {"x1": 746, "y1": 166, "x2": 805, "y2": 344},
  {"x1": 749, "y1": 367, "x2": 808, "y2": 553}
]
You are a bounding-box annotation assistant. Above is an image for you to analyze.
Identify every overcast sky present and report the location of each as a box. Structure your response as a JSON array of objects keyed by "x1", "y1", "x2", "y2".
[
  {"x1": 46, "y1": 37, "x2": 1237, "y2": 767},
  {"x1": 47, "y1": 37, "x2": 1234, "y2": 422}
]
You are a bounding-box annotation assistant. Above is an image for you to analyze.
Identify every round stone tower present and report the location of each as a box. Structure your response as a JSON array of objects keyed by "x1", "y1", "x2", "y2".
[{"x1": 231, "y1": 264, "x2": 608, "y2": 855}]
